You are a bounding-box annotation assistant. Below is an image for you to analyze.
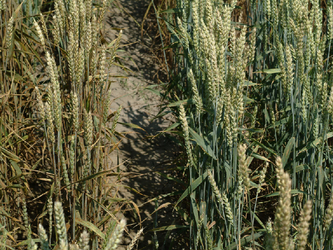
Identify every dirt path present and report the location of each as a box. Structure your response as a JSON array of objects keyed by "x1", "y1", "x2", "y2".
[{"x1": 105, "y1": 1, "x2": 186, "y2": 249}]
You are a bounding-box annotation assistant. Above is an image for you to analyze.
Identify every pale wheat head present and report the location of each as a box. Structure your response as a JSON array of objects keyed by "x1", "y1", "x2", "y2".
[
  {"x1": 273, "y1": 156, "x2": 292, "y2": 250},
  {"x1": 179, "y1": 104, "x2": 193, "y2": 167},
  {"x1": 105, "y1": 219, "x2": 126, "y2": 250},
  {"x1": 5, "y1": 16, "x2": 14, "y2": 48},
  {"x1": 78, "y1": 230, "x2": 89, "y2": 250},
  {"x1": 38, "y1": 224, "x2": 50, "y2": 250},
  {"x1": 127, "y1": 228, "x2": 143, "y2": 250},
  {"x1": 297, "y1": 200, "x2": 312, "y2": 250},
  {"x1": 238, "y1": 144, "x2": 251, "y2": 190},
  {"x1": 324, "y1": 192, "x2": 333, "y2": 231},
  {"x1": 54, "y1": 201, "x2": 68, "y2": 247},
  {"x1": 33, "y1": 20, "x2": 45, "y2": 48},
  {"x1": 84, "y1": 109, "x2": 93, "y2": 149}
]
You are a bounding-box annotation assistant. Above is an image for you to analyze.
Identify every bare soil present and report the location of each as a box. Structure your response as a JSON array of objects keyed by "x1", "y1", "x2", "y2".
[{"x1": 104, "y1": 1, "x2": 188, "y2": 249}]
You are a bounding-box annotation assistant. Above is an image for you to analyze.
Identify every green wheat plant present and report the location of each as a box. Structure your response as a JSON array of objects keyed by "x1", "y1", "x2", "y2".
[
  {"x1": 165, "y1": 0, "x2": 260, "y2": 248},
  {"x1": 247, "y1": 0, "x2": 333, "y2": 248},
  {"x1": 164, "y1": 0, "x2": 333, "y2": 249}
]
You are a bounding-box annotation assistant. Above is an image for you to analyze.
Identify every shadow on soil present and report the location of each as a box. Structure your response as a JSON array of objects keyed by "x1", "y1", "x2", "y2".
[
  {"x1": 106, "y1": 0, "x2": 168, "y2": 85},
  {"x1": 120, "y1": 103, "x2": 188, "y2": 249},
  {"x1": 105, "y1": 0, "x2": 188, "y2": 249}
]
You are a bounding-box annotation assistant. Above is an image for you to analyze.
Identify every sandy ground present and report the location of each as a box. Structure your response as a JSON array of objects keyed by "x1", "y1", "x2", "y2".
[{"x1": 104, "y1": 1, "x2": 187, "y2": 249}]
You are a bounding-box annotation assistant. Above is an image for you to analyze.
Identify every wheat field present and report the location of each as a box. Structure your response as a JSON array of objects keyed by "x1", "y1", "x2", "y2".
[{"x1": 2, "y1": 0, "x2": 333, "y2": 249}]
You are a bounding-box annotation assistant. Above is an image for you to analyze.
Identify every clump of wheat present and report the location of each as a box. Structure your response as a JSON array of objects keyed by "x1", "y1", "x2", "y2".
[
  {"x1": 34, "y1": 201, "x2": 136, "y2": 250},
  {"x1": 29, "y1": 0, "x2": 127, "y2": 245},
  {"x1": 170, "y1": 0, "x2": 256, "y2": 247}
]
